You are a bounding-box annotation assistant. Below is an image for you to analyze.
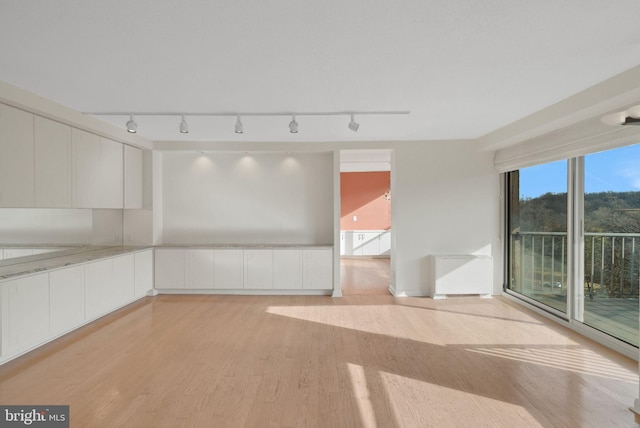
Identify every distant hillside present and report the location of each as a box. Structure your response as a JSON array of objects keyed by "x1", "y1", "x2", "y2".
[{"x1": 515, "y1": 191, "x2": 640, "y2": 233}]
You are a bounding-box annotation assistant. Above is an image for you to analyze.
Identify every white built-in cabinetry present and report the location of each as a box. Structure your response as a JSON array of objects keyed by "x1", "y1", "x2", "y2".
[
  {"x1": 340, "y1": 231, "x2": 391, "y2": 256},
  {"x1": 124, "y1": 144, "x2": 143, "y2": 209},
  {"x1": 0, "y1": 102, "x2": 143, "y2": 209},
  {"x1": 0, "y1": 104, "x2": 34, "y2": 207},
  {"x1": 35, "y1": 116, "x2": 72, "y2": 207},
  {"x1": 244, "y1": 250, "x2": 273, "y2": 289},
  {"x1": 0, "y1": 249, "x2": 153, "y2": 363},
  {"x1": 72, "y1": 129, "x2": 123, "y2": 209},
  {"x1": 214, "y1": 250, "x2": 243, "y2": 289},
  {"x1": 155, "y1": 247, "x2": 333, "y2": 292}
]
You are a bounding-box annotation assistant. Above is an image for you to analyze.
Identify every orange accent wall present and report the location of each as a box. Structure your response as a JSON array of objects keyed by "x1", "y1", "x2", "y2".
[{"x1": 340, "y1": 171, "x2": 391, "y2": 231}]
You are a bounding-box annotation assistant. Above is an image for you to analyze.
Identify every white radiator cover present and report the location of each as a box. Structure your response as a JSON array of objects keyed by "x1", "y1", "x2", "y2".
[{"x1": 428, "y1": 255, "x2": 493, "y2": 299}]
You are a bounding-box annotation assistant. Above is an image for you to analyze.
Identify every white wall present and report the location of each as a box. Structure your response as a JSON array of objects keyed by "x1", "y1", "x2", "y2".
[
  {"x1": 391, "y1": 141, "x2": 501, "y2": 296},
  {"x1": 0, "y1": 209, "x2": 93, "y2": 244},
  {"x1": 155, "y1": 139, "x2": 501, "y2": 294},
  {"x1": 161, "y1": 152, "x2": 334, "y2": 245}
]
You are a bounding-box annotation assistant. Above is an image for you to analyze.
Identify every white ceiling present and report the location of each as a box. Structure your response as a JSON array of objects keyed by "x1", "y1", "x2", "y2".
[{"x1": 1, "y1": 1, "x2": 640, "y2": 143}]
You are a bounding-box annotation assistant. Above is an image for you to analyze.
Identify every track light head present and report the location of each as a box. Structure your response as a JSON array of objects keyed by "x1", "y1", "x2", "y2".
[
  {"x1": 235, "y1": 116, "x2": 244, "y2": 134},
  {"x1": 125, "y1": 115, "x2": 137, "y2": 133},
  {"x1": 348, "y1": 114, "x2": 359, "y2": 132},
  {"x1": 179, "y1": 115, "x2": 189, "y2": 133},
  {"x1": 289, "y1": 115, "x2": 298, "y2": 133}
]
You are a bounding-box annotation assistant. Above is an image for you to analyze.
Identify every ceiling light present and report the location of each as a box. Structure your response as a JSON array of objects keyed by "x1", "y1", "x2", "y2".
[
  {"x1": 289, "y1": 115, "x2": 298, "y2": 133},
  {"x1": 179, "y1": 115, "x2": 189, "y2": 133},
  {"x1": 623, "y1": 117, "x2": 640, "y2": 126},
  {"x1": 348, "y1": 114, "x2": 359, "y2": 132},
  {"x1": 125, "y1": 115, "x2": 137, "y2": 133},
  {"x1": 235, "y1": 116, "x2": 244, "y2": 134}
]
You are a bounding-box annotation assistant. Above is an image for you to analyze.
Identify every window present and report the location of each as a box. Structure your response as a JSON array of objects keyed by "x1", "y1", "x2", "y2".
[
  {"x1": 582, "y1": 146, "x2": 640, "y2": 346},
  {"x1": 507, "y1": 161, "x2": 568, "y2": 314},
  {"x1": 506, "y1": 144, "x2": 640, "y2": 349}
]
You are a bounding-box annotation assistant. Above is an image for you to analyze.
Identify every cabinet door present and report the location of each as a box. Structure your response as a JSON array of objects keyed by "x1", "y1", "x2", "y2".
[
  {"x1": 303, "y1": 249, "x2": 333, "y2": 290},
  {"x1": 72, "y1": 128, "x2": 101, "y2": 208},
  {"x1": 124, "y1": 145, "x2": 143, "y2": 209},
  {"x1": 379, "y1": 231, "x2": 391, "y2": 256},
  {"x1": 34, "y1": 116, "x2": 72, "y2": 207},
  {"x1": 244, "y1": 250, "x2": 273, "y2": 289},
  {"x1": 0, "y1": 104, "x2": 34, "y2": 207},
  {"x1": 154, "y1": 249, "x2": 185, "y2": 289},
  {"x1": 186, "y1": 249, "x2": 214, "y2": 289},
  {"x1": 3, "y1": 249, "x2": 33, "y2": 259},
  {"x1": 134, "y1": 250, "x2": 153, "y2": 298},
  {"x1": 1, "y1": 273, "x2": 49, "y2": 356},
  {"x1": 112, "y1": 254, "x2": 135, "y2": 305},
  {"x1": 49, "y1": 265, "x2": 84, "y2": 335},
  {"x1": 352, "y1": 233, "x2": 365, "y2": 256},
  {"x1": 84, "y1": 258, "x2": 113, "y2": 319},
  {"x1": 273, "y1": 249, "x2": 302, "y2": 289},
  {"x1": 100, "y1": 138, "x2": 124, "y2": 208},
  {"x1": 339, "y1": 232, "x2": 346, "y2": 256},
  {"x1": 361, "y1": 232, "x2": 381, "y2": 256},
  {"x1": 214, "y1": 250, "x2": 243, "y2": 289}
]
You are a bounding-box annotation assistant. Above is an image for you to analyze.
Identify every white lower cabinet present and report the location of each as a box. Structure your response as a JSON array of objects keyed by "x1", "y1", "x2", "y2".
[
  {"x1": 84, "y1": 258, "x2": 113, "y2": 319},
  {"x1": 303, "y1": 249, "x2": 333, "y2": 290},
  {"x1": 244, "y1": 250, "x2": 273, "y2": 289},
  {"x1": 214, "y1": 250, "x2": 243, "y2": 289},
  {"x1": 186, "y1": 249, "x2": 214, "y2": 289},
  {"x1": 134, "y1": 250, "x2": 153, "y2": 298},
  {"x1": 154, "y1": 249, "x2": 185, "y2": 289},
  {"x1": 49, "y1": 265, "x2": 84, "y2": 335},
  {"x1": 273, "y1": 250, "x2": 302, "y2": 289},
  {"x1": 0, "y1": 249, "x2": 152, "y2": 363},
  {"x1": 1, "y1": 273, "x2": 49, "y2": 357},
  {"x1": 153, "y1": 247, "x2": 333, "y2": 293},
  {"x1": 112, "y1": 254, "x2": 135, "y2": 305}
]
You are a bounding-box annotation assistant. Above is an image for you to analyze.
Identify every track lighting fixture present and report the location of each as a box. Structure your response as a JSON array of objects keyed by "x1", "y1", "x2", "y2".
[
  {"x1": 235, "y1": 116, "x2": 244, "y2": 134},
  {"x1": 125, "y1": 115, "x2": 137, "y2": 133},
  {"x1": 179, "y1": 115, "x2": 189, "y2": 133},
  {"x1": 348, "y1": 114, "x2": 359, "y2": 132},
  {"x1": 97, "y1": 110, "x2": 411, "y2": 135},
  {"x1": 289, "y1": 115, "x2": 298, "y2": 133}
]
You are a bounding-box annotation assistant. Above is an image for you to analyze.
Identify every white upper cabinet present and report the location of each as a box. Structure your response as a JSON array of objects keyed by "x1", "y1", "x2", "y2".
[
  {"x1": 0, "y1": 104, "x2": 34, "y2": 207},
  {"x1": 34, "y1": 116, "x2": 72, "y2": 208},
  {"x1": 100, "y1": 137, "x2": 124, "y2": 209},
  {"x1": 72, "y1": 128, "x2": 101, "y2": 208},
  {"x1": 124, "y1": 145, "x2": 143, "y2": 209},
  {"x1": 72, "y1": 129, "x2": 124, "y2": 208}
]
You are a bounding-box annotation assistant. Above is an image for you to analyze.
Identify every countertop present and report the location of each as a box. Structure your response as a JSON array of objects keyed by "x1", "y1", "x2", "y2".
[
  {"x1": 0, "y1": 244, "x2": 334, "y2": 281},
  {"x1": 0, "y1": 246, "x2": 151, "y2": 281}
]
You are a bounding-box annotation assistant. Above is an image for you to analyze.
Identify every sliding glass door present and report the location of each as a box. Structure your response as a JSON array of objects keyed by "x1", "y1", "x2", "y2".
[
  {"x1": 506, "y1": 143, "x2": 640, "y2": 348},
  {"x1": 582, "y1": 146, "x2": 640, "y2": 346},
  {"x1": 507, "y1": 161, "x2": 568, "y2": 314}
]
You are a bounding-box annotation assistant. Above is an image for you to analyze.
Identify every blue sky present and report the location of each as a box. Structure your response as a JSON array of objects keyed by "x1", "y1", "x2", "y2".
[{"x1": 519, "y1": 144, "x2": 640, "y2": 198}]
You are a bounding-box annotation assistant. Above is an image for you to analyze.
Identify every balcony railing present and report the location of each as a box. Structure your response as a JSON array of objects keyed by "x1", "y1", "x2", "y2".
[{"x1": 510, "y1": 231, "x2": 640, "y2": 299}]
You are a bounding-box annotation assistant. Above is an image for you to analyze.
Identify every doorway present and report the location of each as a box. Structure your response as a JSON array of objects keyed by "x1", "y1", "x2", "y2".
[{"x1": 339, "y1": 150, "x2": 393, "y2": 295}]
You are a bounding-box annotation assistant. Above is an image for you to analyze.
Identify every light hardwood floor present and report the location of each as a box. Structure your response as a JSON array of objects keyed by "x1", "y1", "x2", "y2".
[
  {"x1": 0, "y1": 294, "x2": 638, "y2": 427},
  {"x1": 341, "y1": 257, "x2": 391, "y2": 295}
]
